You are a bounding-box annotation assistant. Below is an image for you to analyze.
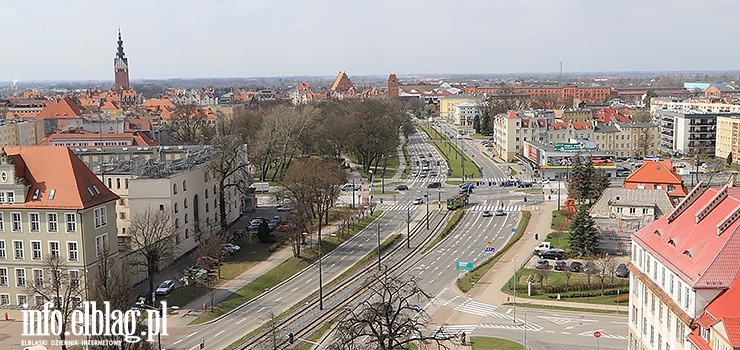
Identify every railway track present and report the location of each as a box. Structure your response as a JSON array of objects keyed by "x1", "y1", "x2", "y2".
[{"x1": 236, "y1": 208, "x2": 455, "y2": 349}]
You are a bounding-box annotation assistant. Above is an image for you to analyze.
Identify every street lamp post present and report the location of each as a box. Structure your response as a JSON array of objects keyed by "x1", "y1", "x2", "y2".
[
  {"x1": 351, "y1": 178, "x2": 355, "y2": 209},
  {"x1": 424, "y1": 193, "x2": 429, "y2": 230},
  {"x1": 318, "y1": 230, "x2": 324, "y2": 310},
  {"x1": 406, "y1": 207, "x2": 411, "y2": 249},
  {"x1": 377, "y1": 222, "x2": 381, "y2": 270},
  {"x1": 513, "y1": 253, "x2": 518, "y2": 324},
  {"x1": 438, "y1": 190, "x2": 441, "y2": 209}
]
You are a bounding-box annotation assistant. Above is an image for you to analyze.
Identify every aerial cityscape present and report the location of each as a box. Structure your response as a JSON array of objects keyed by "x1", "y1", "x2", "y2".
[{"x1": 2, "y1": 2, "x2": 740, "y2": 350}]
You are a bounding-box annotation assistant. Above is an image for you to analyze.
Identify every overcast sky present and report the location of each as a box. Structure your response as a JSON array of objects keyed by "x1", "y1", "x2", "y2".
[{"x1": 1, "y1": 0, "x2": 738, "y2": 81}]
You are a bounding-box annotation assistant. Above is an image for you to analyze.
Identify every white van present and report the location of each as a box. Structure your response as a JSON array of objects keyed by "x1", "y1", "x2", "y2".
[{"x1": 250, "y1": 182, "x2": 270, "y2": 193}]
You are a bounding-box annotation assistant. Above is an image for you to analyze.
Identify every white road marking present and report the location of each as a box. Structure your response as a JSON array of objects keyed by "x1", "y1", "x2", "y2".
[
  {"x1": 187, "y1": 331, "x2": 198, "y2": 338},
  {"x1": 429, "y1": 279, "x2": 434, "y2": 284},
  {"x1": 291, "y1": 287, "x2": 298, "y2": 292},
  {"x1": 561, "y1": 332, "x2": 571, "y2": 335},
  {"x1": 341, "y1": 256, "x2": 346, "y2": 260},
  {"x1": 236, "y1": 318, "x2": 246, "y2": 324},
  {"x1": 275, "y1": 297, "x2": 282, "y2": 302},
  {"x1": 215, "y1": 330, "x2": 225, "y2": 337},
  {"x1": 546, "y1": 330, "x2": 554, "y2": 333},
  {"x1": 174, "y1": 340, "x2": 183, "y2": 345},
  {"x1": 257, "y1": 307, "x2": 265, "y2": 313}
]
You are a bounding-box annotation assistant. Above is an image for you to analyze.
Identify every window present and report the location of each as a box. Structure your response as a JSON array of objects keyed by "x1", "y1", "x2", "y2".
[
  {"x1": 175, "y1": 218, "x2": 179, "y2": 229},
  {"x1": 31, "y1": 241, "x2": 41, "y2": 260},
  {"x1": 184, "y1": 198, "x2": 188, "y2": 209},
  {"x1": 15, "y1": 268, "x2": 25, "y2": 287},
  {"x1": 173, "y1": 184, "x2": 178, "y2": 194},
  {"x1": 94, "y1": 207, "x2": 107, "y2": 228},
  {"x1": 29, "y1": 213, "x2": 40, "y2": 232},
  {"x1": 46, "y1": 213, "x2": 58, "y2": 233},
  {"x1": 0, "y1": 294, "x2": 8, "y2": 305},
  {"x1": 183, "y1": 180, "x2": 187, "y2": 191},
  {"x1": 205, "y1": 189, "x2": 209, "y2": 199},
  {"x1": 629, "y1": 208, "x2": 636, "y2": 214},
  {"x1": 0, "y1": 213, "x2": 4, "y2": 232},
  {"x1": 67, "y1": 242, "x2": 78, "y2": 261},
  {"x1": 6, "y1": 192, "x2": 13, "y2": 204},
  {"x1": 116, "y1": 178, "x2": 121, "y2": 189},
  {"x1": 66, "y1": 213, "x2": 76, "y2": 233},
  {"x1": 35, "y1": 295, "x2": 45, "y2": 307},
  {"x1": 119, "y1": 212, "x2": 125, "y2": 219},
  {"x1": 13, "y1": 241, "x2": 23, "y2": 260},
  {"x1": 174, "y1": 203, "x2": 178, "y2": 213},
  {"x1": 17, "y1": 294, "x2": 27, "y2": 307},
  {"x1": 69, "y1": 270, "x2": 80, "y2": 290},
  {"x1": 11, "y1": 213, "x2": 21, "y2": 232},
  {"x1": 49, "y1": 242, "x2": 59, "y2": 258},
  {"x1": 0, "y1": 241, "x2": 4, "y2": 259},
  {"x1": 33, "y1": 269, "x2": 43, "y2": 288},
  {"x1": 0, "y1": 268, "x2": 6, "y2": 286},
  {"x1": 95, "y1": 234, "x2": 108, "y2": 257},
  {"x1": 108, "y1": 178, "x2": 112, "y2": 188},
  {"x1": 185, "y1": 214, "x2": 188, "y2": 223}
]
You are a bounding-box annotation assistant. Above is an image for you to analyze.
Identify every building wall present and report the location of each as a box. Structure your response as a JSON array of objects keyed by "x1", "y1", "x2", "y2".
[
  {"x1": 715, "y1": 116, "x2": 740, "y2": 162},
  {"x1": 439, "y1": 96, "x2": 482, "y2": 121}
]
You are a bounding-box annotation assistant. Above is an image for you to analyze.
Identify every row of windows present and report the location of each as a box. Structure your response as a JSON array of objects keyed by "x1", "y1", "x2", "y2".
[
  {"x1": 0, "y1": 267, "x2": 80, "y2": 289},
  {"x1": 0, "y1": 240, "x2": 80, "y2": 261},
  {"x1": 106, "y1": 177, "x2": 129, "y2": 190},
  {"x1": 0, "y1": 212, "x2": 77, "y2": 233},
  {"x1": 632, "y1": 245, "x2": 692, "y2": 311},
  {"x1": 0, "y1": 293, "x2": 83, "y2": 309}
]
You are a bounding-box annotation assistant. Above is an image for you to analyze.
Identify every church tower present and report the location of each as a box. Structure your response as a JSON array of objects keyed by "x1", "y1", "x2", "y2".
[
  {"x1": 387, "y1": 73, "x2": 399, "y2": 98},
  {"x1": 114, "y1": 29, "x2": 130, "y2": 91}
]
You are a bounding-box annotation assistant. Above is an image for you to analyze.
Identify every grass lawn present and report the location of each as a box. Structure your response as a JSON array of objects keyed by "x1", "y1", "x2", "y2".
[
  {"x1": 470, "y1": 337, "x2": 522, "y2": 350},
  {"x1": 547, "y1": 230, "x2": 571, "y2": 251},
  {"x1": 425, "y1": 210, "x2": 466, "y2": 253},
  {"x1": 418, "y1": 124, "x2": 477, "y2": 179},
  {"x1": 500, "y1": 268, "x2": 629, "y2": 305}
]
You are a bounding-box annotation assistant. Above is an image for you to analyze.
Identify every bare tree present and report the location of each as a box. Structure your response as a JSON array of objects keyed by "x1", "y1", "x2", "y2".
[
  {"x1": 330, "y1": 274, "x2": 455, "y2": 350},
  {"x1": 281, "y1": 158, "x2": 345, "y2": 257},
  {"x1": 562, "y1": 265, "x2": 573, "y2": 288},
  {"x1": 129, "y1": 208, "x2": 176, "y2": 298},
  {"x1": 26, "y1": 255, "x2": 86, "y2": 350},
  {"x1": 584, "y1": 261, "x2": 598, "y2": 289},
  {"x1": 207, "y1": 130, "x2": 250, "y2": 230},
  {"x1": 165, "y1": 104, "x2": 215, "y2": 145},
  {"x1": 89, "y1": 248, "x2": 154, "y2": 350},
  {"x1": 195, "y1": 229, "x2": 228, "y2": 278}
]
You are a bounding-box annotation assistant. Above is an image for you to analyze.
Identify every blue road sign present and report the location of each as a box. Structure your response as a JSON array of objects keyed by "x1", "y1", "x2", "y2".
[{"x1": 484, "y1": 247, "x2": 495, "y2": 253}]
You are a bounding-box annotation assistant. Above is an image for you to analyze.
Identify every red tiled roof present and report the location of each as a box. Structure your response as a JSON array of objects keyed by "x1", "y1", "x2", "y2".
[
  {"x1": 721, "y1": 318, "x2": 740, "y2": 346},
  {"x1": 572, "y1": 121, "x2": 592, "y2": 130},
  {"x1": 632, "y1": 187, "x2": 740, "y2": 288},
  {"x1": 688, "y1": 327, "x2": 713, "y2": 350},
  {"x1": 624, "y1": 159, "x2": 687, "y2": 197},
  {"x1": 36, "y1": 97, "x2": 84, "y2": 119},
  {"x1": 704, "y1": 275, "x2": 740, "y2": 347},
  {"x1": 0, "y1": 146, "x2": 118, "y2": 209},
  {"x1": 506, "y1": 110, "x2": 518, "y2": 119}
]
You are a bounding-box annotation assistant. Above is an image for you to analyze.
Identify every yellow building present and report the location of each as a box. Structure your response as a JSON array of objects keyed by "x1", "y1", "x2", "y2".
[
  {"x1": 594, "y1": 122, "x2": 659, "y2": 158},
  {"x1": 715, "y1": 115, "x2": 740, "y2": 163},
  {"x1": 438, "y1": 95, "x2": 482, "y2": 124}
]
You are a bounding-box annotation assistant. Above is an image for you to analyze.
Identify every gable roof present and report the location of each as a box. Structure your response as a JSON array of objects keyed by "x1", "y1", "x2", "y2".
[
  {"x1": 632, "y1": 186, "x2": 740, "y2": 288},
  {"x1": 0, "y1": 146, "x2": 118, "y2": 209},
  {"x1": 36, "y1": 97, "x2": 84, "y2": 119},
  {"x1": 624, "y1": 159, "x2": 687, "y2": 197}
]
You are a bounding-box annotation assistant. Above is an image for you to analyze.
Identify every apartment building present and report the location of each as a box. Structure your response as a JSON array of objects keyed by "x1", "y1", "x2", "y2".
[
  {"x1": 0, "y1": 146, "x2": 118, "y2": 308},
  {"x1": 651, "y1": 98, "x2": 740, "y2": 116},
  {"x1": 75, "y1": 146, "x2": 250, "y2": 284},
  {"x1": 628, "y1": 183, "x2": 740, "y2": 350},
  {"x1": 594, "y1": 122, "x2": 659, "y2": 159},
  {"x1": 454, "y1": 102, "x2": 481, "y2": 127},
  {"x1": 490, "y1": 111, "x2": 548, "y2": 162},
  {"x1": 655, "y1": 110, "x2": 720, "y2": 155},
  {"x1": 714, "y1": 115, "x2": 740, "y2": 163},
  {"x1": 438, "y1": 95, "x2": 483, "y2": 123}
]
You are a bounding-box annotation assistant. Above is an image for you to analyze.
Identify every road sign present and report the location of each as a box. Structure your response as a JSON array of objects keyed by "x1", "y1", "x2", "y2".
[
  {"x1": 414, "y1": 304, "x2": 420, "y2": 311},
  {"x1": 511, "y1": 228, "x2": 516, "y2": 234},
  {"x1": 456, "y1": 261, "x2": 474, "y2": 271},
  {"x1": 484, "y1": 247, "x2": 495, "y2": 253},
  {"x1": 554, "y1": 142, "x2": 584, "y2": 152},
  {"x1": 594, "y1": 331, "x2": 602, "y2": 339}
]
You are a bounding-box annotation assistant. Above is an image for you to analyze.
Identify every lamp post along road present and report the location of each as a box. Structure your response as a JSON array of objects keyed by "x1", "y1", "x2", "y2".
[
  {"x1": 424, "y1": 193, "x2": 429, "y2": 230},
  {"x1": 377, "y1": 222, "x2": 381, "y2": 270},
  {"x1": 351, "y1": 178, "x2": 355, "y2": 209},
  {"x1": 318, "y1": 230, "x2": 323, "y2": 310},
  {"x1": 407, "y1": 207, "x2": 411, "y2": 249},
  {"x1": 513, "y1": 253, "x2": 518, "y2": 324}
]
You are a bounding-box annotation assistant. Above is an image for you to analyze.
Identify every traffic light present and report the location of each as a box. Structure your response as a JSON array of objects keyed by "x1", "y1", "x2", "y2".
[{"x1": 288, "y1": 332, "x2": 294, "y2": 344}]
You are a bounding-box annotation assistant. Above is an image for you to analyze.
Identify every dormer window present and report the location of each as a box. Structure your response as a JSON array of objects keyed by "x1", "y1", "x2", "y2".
[
  {"x1": 86, "y1": 187, "x2": 94, "y2": 197},
  {"x1": 92, "y1": 185, "x2": 100, "y2": 195},
  {"x1": 683, "y1": 250, "x2": 692, "y2": 258},
  {"x1": 48, "y1": 189, "x2": 55, "y2": 200},
  {"x1": 1, "y1": 172, "x2": 7, "y2": 183},
  {"x1": 32, "y1": 189, "x2": 40, "y2": 200},
  {"x1": 653, "y1": 230, "x2": 661, "y2": 236}
]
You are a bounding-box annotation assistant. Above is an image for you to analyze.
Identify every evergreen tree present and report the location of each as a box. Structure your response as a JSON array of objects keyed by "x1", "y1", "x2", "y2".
[
  {"x1": 567, "y1": 154, "x2": 610, "y2": 205},
  {"x1": 728, "y1": 152, "x2": 733, "y2": 166},
  {"x1": 569, "y1": 206, "x2": 599, "y2": 256},
  {"x1": 481, "y1": 114, "x2": 491, "y2": 135},
  {"x1": 473, "y1": 115, "x2": 481, "y2": 134}
]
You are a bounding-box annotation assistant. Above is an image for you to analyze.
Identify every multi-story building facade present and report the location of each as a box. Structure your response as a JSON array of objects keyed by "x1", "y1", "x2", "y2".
[
  {"x1": 74, "y1": 146, "x2": 250, "y2": 284},
  {"x1": 490, "y1": 111, "x2": 548, "y2": 162},
  {"x1": 465, "y1": 85, "x2": 612, "y2": 105},
  {"x1": 655, "y1": 110, "x2": 720, "y2": 156},
  {"x1": 0, "y1": 146, "x2": 118, "y2": 308},
  {"x1": 651, "y1": 98, "x2": 740, "y2": 116},
  {"x1": 714, "y1": 115, "x2": 740, "y2": 163},
  {"x1": 439, "y1": 95, "x2": 483, "y2": 123},
  {"x1": 454, "y1": 102, "x2": 481, "y2": 127},
  {"x1": 593, "y1": 122, "x2": 659, "y2": 158},
  {"x1": 628, "y1": 183, "x2": 740, "y2": 350},
  {"x1": 554, "y1": 108, "x2": 594, "y2": 123}
]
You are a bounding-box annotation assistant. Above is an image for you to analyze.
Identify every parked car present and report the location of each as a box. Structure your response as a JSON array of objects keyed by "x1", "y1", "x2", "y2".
[
  {"x1": 275, "y1": 223, "x2": 296, "y2": 232},
  {"x1": 616, "y1": 263, "x2": 629, "y2": 278},
  {"x1": 536, "y1": 259, "x2": 550, "y2": 269},
  {"x1": 539, "y1": 249, "x2": 564, "y2": 260},
  {"x1": 155, "y1": 280, "x2": 175, "y2": 295},
  {"x1": 569, "y1": 261, "x2": 583, "y2": 272},
  {"x1": 554, "y1": 261, "x2": 566, "y2": 271},
  {"x1": 396, "y1": 184, "x2": 409, "y2": 191},
  {"x1": 495, "y1": 209, "x2": 506, "y2": 216},
  {"x1": 482, "y1": 210, "x2": 492, "y2": 217},
  {"x1": 427, "y1": 182, "x2": 441, "y2": 188},
  {"x1": 222, "y1": 243, "x2": 241, "y2": 252},
  {"x1": 412, "y1": 198, "x2": 423, "y2": 205},
  {"x1": 540, "y1": 179, "x2": 550, "y2": 184},
  {"x1": 277, "y1": 203, "x2": 292, "y2": 212},
  {"x1": 430, "y1": 171, "x2": 438, "y2": 177}
]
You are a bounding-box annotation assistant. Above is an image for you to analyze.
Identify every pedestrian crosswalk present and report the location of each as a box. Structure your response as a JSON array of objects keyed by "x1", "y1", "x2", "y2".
[
  {"x1": 578, "y1": 330, "x2": 628, "y2": 340},
  {"x1": 479, "y1": 321, "x2": 543, "y2": 332},
  {"x1": 377, "y1": 203, "x2": 423, "y2": 211},
  {"x1": 434, "y1": 325, "x2": 477, "y2": 337},
  {"x1": 377, "y1": 200, "x2": 521, "y2": 212},
  {"x1": 454, "y1": 299, "x2": 499, "y2": 317},
  {"x1": 468, "y1": 203, "x2": 521, "y2": 213}
]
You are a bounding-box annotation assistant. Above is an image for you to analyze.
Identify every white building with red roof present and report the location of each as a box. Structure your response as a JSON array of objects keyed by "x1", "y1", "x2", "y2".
[{"x1": 628, "y1": 181, "x2": 740, "y2": 350}]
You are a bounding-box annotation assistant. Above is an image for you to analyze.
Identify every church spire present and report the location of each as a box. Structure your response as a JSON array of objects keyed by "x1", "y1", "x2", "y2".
[
  {"x1": 116, "y1": 28, "x2": 127, "y2": 63},
  {"x1": 114, "y1": 28, "x2": 130, "y2": 91}
]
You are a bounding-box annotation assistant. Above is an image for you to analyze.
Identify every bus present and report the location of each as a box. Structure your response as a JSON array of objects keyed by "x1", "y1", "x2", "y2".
[{"x1": 446, "y1": 193, "x2": 469, "y2": 210}]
